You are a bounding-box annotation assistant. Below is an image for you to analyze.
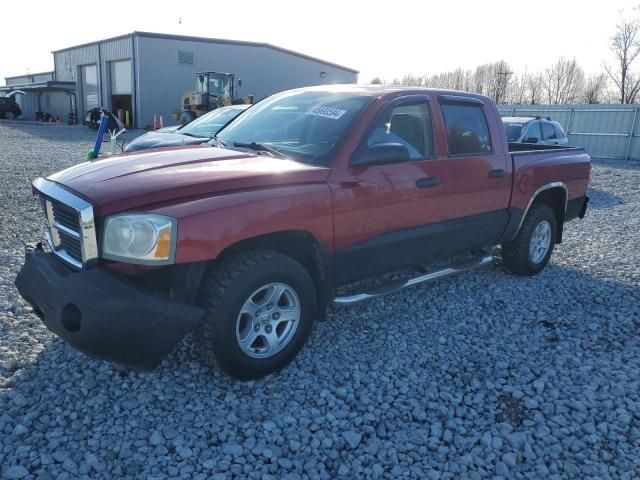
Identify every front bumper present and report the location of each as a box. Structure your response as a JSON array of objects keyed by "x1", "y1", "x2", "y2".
[{"x1": 14, "y1": 243, "x2": 204, "y2": 369}]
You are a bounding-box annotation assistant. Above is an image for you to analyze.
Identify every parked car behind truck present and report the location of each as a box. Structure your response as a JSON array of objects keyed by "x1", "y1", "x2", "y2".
[
  {"x1": 125, "y1": 104, "x2": 249, "y2": 152},
  {"x1": 502, "y1": 116, "x2": 568, "y2": 145},
  {"x1": 15, "y1": 85, "x2": 590, "y2": 380}
]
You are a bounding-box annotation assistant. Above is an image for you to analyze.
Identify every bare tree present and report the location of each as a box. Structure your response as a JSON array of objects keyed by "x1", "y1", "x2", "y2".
[
  {"x1": 370, "y1": 77, "x2": 383, "y2": 85},
  {"x1": 544, "y1": 57, "x2": 585, "y2": 104},
  {"x1": 507, "y1": 71, "x2": 529, "y2": 104},
  {"x1": 605, "y1": 10, "x2": 640, "y2": 103},
  {"x1": 468, "y1": 60, "x2": 513, "y2": 102},
  {"x1": 400, "y1": 74, "x2": 427, "y2": 86},
  {"x1": 581, "y1": 73, "x2": 609, "y2": 104},
  {"x1": 526, "y1": 73, "x2": 545, "y2": 104}
]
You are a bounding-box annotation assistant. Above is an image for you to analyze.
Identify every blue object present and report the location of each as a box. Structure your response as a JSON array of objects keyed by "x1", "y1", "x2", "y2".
[{"x1": 92, "y1": 115, "x2": 109, "y2": 158}]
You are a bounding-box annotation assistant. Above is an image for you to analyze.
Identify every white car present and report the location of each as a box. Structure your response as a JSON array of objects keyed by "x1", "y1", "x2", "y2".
[
  {"x1": 125, "y1": 104, "x2": 250, "y2": 152},
  {"x1": 502, "y1": 116, "x2": 569, "y2": 146}
]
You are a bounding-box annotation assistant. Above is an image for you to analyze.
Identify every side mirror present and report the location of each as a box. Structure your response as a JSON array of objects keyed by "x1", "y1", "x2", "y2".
[
  {"x1": 351, "y1": 143, "x2": 411, "y2": 166},
  {"x1": 524, "y1": 137, "x2": 539, "y2": 144}
]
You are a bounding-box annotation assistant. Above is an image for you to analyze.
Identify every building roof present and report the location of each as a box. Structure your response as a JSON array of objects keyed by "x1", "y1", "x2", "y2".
[
  {"x1": 51, "y1": 31, "x2": 359, "y2": 74},
  {"x1": 4, "y1": 71, "x2": 54, "y2": 81},
  {"x1": 0, "y1": 81, "x2": 75, "y2": 92}
]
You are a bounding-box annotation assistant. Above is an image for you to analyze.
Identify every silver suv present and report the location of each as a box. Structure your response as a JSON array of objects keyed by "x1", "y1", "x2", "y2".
[{"x1": 502, "y1": 116, "x2": 568, "y2": 146}]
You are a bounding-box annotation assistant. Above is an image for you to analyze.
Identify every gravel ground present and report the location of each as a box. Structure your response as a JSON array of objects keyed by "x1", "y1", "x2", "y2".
[{"x1": 1, "y1": 122, "x2": 639, "y2": 479}]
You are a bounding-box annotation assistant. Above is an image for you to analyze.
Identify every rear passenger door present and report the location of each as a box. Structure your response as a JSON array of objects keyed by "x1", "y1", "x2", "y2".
[{"x1": 437, "y1": 95, "x2": 511, "y2": 254}]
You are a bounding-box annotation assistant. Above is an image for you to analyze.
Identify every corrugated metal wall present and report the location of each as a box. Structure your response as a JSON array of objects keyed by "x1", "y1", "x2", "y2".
[
  {"x1": 51, "y1": 33, "x2": 357, "y2": 129},
  {"x1": 135, "y1": 35, "x2": 358, "y2": 129},
  {"x1": 53, "y1": 38, "x2": 134, "y2": 118},
  {"x1": 498, "y1": 104, "x2": 640, "y2": 161},
  {"x1": 14, "y1": 91, "x2": 70, "y2": 120}
]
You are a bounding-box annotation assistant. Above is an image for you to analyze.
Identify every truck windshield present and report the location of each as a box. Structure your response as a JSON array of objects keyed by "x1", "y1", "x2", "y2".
[
  {"x1": 504, "y1": 122, "x2": 525, "y2": 142},
  {"x1": 215, "y1": 90, "x2": 372, "y2": 164}
]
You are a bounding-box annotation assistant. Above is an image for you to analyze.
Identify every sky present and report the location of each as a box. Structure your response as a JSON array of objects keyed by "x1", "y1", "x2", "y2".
[{"x1": 1, "y1": 0, "x2": 637, "y2": 85}]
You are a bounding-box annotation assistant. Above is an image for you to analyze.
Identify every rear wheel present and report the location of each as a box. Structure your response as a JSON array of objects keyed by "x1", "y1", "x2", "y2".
[
  {"x1": 5, "y1": 111, "x2": 15, "y2": 120},
  {"x1": 502, "y1": 204, "x2": 557, "y2": 276},
  {"x1": 193, "y1": 250, "x2": 317, "y2": 380}
]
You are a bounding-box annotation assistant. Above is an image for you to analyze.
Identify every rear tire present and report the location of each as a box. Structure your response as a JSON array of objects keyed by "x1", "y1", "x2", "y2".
[
  {"x1": 502, "y1": 204, "x2": 557, "y2": 276},
  {"x1": 193, "y1": 250, "x2": 317, "y2": 380}
]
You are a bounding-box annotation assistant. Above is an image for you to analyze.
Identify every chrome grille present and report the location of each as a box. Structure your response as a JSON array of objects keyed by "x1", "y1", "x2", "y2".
[
  {"x1": 33, "y1": 178, "x2": 98, "y2": 269},
  {"x1": 52, "y1": 202, "x2": 79, "y2": 231}
]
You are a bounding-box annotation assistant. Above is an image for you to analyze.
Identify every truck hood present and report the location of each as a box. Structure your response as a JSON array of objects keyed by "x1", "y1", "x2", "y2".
[{"x1": 48, "y1": 146, "x2": 330, "y2": 215}]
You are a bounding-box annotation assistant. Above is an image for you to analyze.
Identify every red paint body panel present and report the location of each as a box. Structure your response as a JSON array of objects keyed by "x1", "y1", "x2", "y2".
[
  {"x1": 49, "y1": 146, "x2": 329, "y2": 216},
  {"x1": 43, "y1": 86, "x2": 590, "y2": 278}
]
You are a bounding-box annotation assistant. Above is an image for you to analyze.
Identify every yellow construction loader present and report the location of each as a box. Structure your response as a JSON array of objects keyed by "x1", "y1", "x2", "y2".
[{"x1": 180, "y1": 71, "x2": 252, "y2": 125}]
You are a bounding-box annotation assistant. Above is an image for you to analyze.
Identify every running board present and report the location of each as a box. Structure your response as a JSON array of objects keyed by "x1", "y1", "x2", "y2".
[{"x1": 333, "y1": 255, "x2": 495, "y2": 305}]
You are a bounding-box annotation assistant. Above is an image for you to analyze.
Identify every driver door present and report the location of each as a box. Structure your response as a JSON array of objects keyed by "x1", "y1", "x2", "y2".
[{"x1": 330, "y1": 95, "x2": 450, "y2": 284}]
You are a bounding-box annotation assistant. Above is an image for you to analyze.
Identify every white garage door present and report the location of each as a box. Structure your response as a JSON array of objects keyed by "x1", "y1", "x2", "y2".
[
  {"x1": 81, "y1": 64, "x2": 99, "y2": 110},
  {"x1": 111, "y1": 60, "x2": 132, "y2": 95}
]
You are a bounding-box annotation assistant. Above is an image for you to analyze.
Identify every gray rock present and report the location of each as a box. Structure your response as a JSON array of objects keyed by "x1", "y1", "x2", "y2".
[
  {"x1": 223, "y1": 444, "x2": 243, "y2": 456},
  {"x1": 149, "y1": 430, "x2": 164, "y2": 446},
  {"x1": 342, "y1": 431, "x2": 362, "y2": 449},
  {"x1": 1, "y1": 466, "x2": 29, "y2": 479}
]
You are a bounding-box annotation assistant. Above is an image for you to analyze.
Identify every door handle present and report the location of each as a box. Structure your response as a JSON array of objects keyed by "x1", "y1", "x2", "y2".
[
  {"x1": 488, "y1": 169, "x2": 506, "y2": 179},
  {"x1": 416, "y1": 177, "x2": 441, "y2": 188}
]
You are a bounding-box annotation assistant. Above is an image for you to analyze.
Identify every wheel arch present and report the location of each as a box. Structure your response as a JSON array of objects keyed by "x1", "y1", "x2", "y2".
[
  {"x1": 514, "y1": 182, "x2": 568, "y2": 243},
  {"x1": 215, "y1": 230, "x2": 332, "y2": 315}
]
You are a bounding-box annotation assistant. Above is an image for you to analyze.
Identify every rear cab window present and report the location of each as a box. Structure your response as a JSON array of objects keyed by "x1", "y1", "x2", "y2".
[{"x1": 440, "y1": 99, "x2": 492, "y2": 155}]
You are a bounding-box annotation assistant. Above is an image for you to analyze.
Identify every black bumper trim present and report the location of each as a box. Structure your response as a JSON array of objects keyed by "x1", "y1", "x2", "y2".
[{"x1": 14, "y1": 245, "x2": 205, "y2": 369}]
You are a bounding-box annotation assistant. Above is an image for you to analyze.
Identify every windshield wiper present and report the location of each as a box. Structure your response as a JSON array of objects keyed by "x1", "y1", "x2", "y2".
[
  {"x1": 210, "y1": 134, "x2": 227, "y2": 147},
  {"x1": 180, "y1": 132, "x2": 205, "y2": 138},
  {"x1": 232, "y1": 142, "x2": 287, "y2": 159}
]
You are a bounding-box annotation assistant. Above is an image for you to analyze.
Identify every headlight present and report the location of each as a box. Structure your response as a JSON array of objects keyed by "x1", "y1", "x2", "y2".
[{"x1": 102, "y1": 213, "x2": 176, "y2": 264}]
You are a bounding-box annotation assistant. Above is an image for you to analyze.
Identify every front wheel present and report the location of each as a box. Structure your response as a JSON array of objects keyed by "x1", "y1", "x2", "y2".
[
  {"x1": 502, "y1": 204, "x2": 557, "y2": 276},
  {"x1": 4, "y1": 111, "x2": 15, "y2": 120},
  {"x1": 193, "y1": 250, "x2": 317, "y2": 380}
]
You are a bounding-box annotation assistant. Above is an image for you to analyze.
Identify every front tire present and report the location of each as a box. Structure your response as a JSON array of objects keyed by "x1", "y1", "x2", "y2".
[
  {"x1": 193, "y1": 250, "x2": 317, "y2": 380},
  {"x1": 502, "y1": 204, "x2": 557, "y2": 276}
]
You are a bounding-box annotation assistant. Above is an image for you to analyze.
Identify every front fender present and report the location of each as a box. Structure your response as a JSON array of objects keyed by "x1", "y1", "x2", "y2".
[{"x1": 151, "y1": 183, "x2": 334, "y2": 263}]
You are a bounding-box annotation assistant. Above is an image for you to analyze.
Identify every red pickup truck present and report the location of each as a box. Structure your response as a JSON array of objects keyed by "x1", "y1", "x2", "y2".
[{"x1": 15, "y1": 85, "x2": 590, "y2": 379}]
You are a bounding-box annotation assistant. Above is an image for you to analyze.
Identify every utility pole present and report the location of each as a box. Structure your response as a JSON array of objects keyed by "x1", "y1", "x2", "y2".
[{"x1": 496, "y1": 70, "x2": 513, "y2": 104}]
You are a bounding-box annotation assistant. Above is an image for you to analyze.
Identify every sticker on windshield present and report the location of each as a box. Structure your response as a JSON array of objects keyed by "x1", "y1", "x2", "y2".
[{"x1": 309, "y1": 106, "x2": 347, "y2": 120}]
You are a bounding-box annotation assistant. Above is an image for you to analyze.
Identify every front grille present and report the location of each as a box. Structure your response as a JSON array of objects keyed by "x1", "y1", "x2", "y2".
[
  {"x1": 34, "y1": 178, "x2": 98, "y2": 269},
  {"x1": 52, "y1": 202, "x2": 80, "y2": 232}
]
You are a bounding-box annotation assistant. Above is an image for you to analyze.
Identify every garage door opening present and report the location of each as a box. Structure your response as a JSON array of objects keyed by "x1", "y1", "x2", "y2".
[{"x1": 110, "y1": 60, "x2": 133, "y2": 128}]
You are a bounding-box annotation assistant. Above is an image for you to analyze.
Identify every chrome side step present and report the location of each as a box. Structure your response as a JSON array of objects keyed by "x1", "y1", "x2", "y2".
[{"x1": 333, "y1": 255, "x2": 495, "y2": 305}]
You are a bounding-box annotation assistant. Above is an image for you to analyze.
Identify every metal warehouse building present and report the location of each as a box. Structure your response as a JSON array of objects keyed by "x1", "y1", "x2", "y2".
[{"x1": 2, "y1": 31, "x2": 358, "y2": 128}]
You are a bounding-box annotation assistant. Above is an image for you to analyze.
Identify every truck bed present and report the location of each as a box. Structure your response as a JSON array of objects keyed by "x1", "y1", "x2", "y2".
[{"x1": 508, "y1": 142, "x2": 586, "y2": 156}]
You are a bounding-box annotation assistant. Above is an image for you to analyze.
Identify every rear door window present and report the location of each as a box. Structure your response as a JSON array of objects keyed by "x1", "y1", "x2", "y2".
[
  {"x1": 367, "y1": 102, "x2": 434, "y2": 160},
  {"x1": 441, "y1": 103, "x2": 492, "y2": 155},
  {"x1": 524, "y1": 123, "x2": 542, "y2": 143},
  {"x1": 554, "y1": 124, "x2": 566, "y2": 139},
  {"x1": 542, "y1": 122, "x2": 557, "y2": 140}
]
